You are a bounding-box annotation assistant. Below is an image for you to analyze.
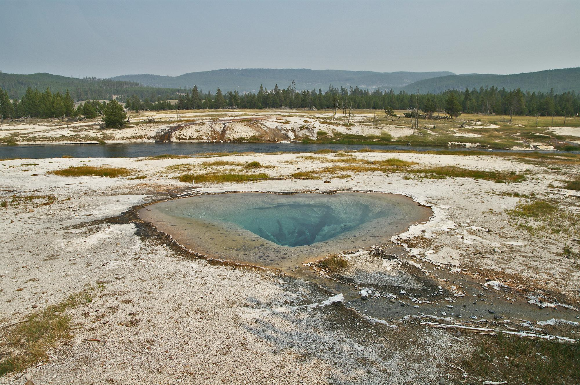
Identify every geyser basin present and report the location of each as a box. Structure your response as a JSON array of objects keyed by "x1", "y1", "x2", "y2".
[{"x1": 139, "y1": 193, "x2": 431, "y2": 269}]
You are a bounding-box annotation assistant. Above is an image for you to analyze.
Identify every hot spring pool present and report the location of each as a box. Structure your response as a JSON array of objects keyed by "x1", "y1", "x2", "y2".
[{"x1": 139, "y1": 192, "x2": 431, "y2": 269}]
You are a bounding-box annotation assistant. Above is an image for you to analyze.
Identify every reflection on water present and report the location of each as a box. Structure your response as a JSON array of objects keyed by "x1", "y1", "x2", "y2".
[
  {"x1": 0, "y1": 142, "x2": 476, "y2": 159},
  {"x1": 139, "y1": 192, "x2": 431, "y2": 270}
]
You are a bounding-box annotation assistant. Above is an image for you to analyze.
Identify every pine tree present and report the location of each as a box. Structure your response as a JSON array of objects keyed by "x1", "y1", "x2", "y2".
[
  {"x1": 103, "y1": 100, "x2": 127, "y2": 128},
  {"x1": 191, "y1": 86, "x2": 201, "y2": 109},
  {"x1": 64, "y1": 90, "x2": 75, "y2": 117},
  {"x1": 445, "y1": 92, "x2": 462, "y2": 118},
  {"x1": 0, "y1": 88, "x2": 14, "y2": 120},
  {"x1": 214, "y1": 88, "x2": 225, "y2": 109}
]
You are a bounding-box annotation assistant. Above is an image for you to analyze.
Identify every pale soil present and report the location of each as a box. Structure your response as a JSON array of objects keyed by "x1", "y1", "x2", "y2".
[
  {"x1": 0, "y1": 111, "x2": 414, "y2": 144},
  {"x1": 1, "y1": 147, "x2": 579, "y2": 382}
]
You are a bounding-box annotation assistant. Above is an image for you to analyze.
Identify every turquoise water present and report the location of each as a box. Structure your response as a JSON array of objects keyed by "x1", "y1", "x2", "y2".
[
  {"x1": 220, "y1": 200, "x2": 385, "y2": 247},
  {"x1": 139, "y1": 193, "x2": 430, "y2": 269}
]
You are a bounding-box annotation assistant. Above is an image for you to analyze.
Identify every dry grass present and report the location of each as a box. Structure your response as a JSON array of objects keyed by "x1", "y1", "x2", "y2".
[
  {"x1": 178, "y1": 172, "x2": 271, "y2": 183},
  {"x1": 144, "y1": 154, "x2": 192, "y2": 160},
  {"x1": 50, "y1": 166, "x2": 132, "y2": 178},
  {"x1": 200, "y1": 160, "x2": 241, "y2": 167},
  {"x1": 316, "y1": 255, "x2": 349, "y2": 273},
  {"x1": 0, "y1": 194, "x2": 56, "y2": 208}
]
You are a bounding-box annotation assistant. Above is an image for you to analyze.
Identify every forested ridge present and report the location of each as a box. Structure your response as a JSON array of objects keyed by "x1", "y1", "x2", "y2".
[
  {"x1": 402, "y1": 67, "x2": 580, "y2": 94},
  {"x1": 0, "y1": 72, "x2": 180, "y2": 101},
  {"x1": 1, "y1": 67, "x2": 580, "y2": 120},
  {"x1": 111, "y1": 69, "x2": 454, "y2": 94}
]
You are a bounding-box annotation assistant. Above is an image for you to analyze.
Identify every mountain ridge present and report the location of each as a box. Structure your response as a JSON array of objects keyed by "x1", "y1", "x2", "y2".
[
  {"x1": 111, "y1": 69, "x2": 455, "y2": 93},
  {"x1": 401, "y1": 67, "x2": 580, "y2": 94}
]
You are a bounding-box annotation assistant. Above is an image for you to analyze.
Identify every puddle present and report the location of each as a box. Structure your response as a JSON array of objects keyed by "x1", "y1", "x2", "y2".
[{"x1": 138, "y1": 192, "x2": 431, "y2": 270}]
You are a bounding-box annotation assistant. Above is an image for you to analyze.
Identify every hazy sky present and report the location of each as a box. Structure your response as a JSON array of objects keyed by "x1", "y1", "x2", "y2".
[{"x1": 1, "y1": 0, "x2": 579, "y2": 78}]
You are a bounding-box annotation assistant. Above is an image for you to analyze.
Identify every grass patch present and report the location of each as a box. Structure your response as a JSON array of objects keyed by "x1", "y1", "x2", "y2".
[
  {"x1": 461, "y1": 333, "x2": 580, "y2": 384},
  {"x1": 0, "y1": 290, "x2": 93, "y2": 376},
  {"x1": 316, "y1": 255, "x2": 349, "y2": 273},
  {"x1": 144, "y1": 154, "x2": 192, "y2": 160},
  {"x1": 0, "y1": 135, "x2": 18, "y2": 146},
  {"x1": 310, "y1": 132, "x2": 394, "y2": 145},
  {"x1": 508, "y1": 200, "x2": 558, "y2": 218},
  {"x1": 178, "y1": 172, "x2": 271, "y2": 183},
  {"x1": 564, "y1": 178, "x2": 580, "y2": 191},
  {"x1": 507, "y1": 199, "x2": 579, "y2": 235},
  {"x1": 290, "y1": 158, "x2": 416, "y2": 179},
  {"x1": 201, "y1": 160, "x2": 240, "y2": 167},
  {"x1": 0, "y1": 194, "x2": 56, "y2": 208},
  {"x1": 50, "y1": 166, "x2": 132, "y2": 178},
  {"x1": 410, "y1": 166, "x2": 525, "y2": 183},
  {"x1": 244, "y1": 161, "x2": 262, "y2": 169},
  {"x1": 291, "y1": 171, "x2": 321, "y2": 180},
  {"x1": 313, "y1": 149, "x2": 336, "y2": 154}
]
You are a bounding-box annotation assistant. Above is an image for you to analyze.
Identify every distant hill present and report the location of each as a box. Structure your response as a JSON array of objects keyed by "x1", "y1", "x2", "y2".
[
  {"x1": 111, "y1": 69, "x2": 455, "y2": 93},
  {"x1": 402, "y1": 67, "x2": 580, "y2": 94},
  {"x1": 0, "y1": 72, "x2": 179, "y2": 101}
]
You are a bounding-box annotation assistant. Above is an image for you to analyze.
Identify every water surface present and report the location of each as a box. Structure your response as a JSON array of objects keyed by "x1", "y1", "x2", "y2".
[
  {"x1": 139, "y1": 192, "x2": 431, "y2": 270},
  {"x1": 0, "y1": 142, "x2": 491, "y2": 158}
]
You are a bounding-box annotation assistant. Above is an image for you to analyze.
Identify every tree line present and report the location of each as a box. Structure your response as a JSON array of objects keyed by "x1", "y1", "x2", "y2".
[
  {"x1": 0, "y1": 87, "x2": 127, "y2": 128},
  {"x1": 1, "y1": 84, "x2": 579, "y2": 122},
  {"x1": 125, "y1": 84, "x2": 580, "y2": 118}
]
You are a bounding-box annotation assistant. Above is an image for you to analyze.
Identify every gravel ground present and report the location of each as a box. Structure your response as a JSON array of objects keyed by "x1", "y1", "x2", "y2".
[{"x1": 1, "y1": 150, "x2": 578, "y2": 384}]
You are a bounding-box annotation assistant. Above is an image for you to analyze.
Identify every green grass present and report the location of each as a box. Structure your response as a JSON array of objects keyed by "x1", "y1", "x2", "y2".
[
  {"x1": 291, "y1": 171, "x2": 321, "y2": 180},
  {"x1": 244, "y1": 161, "x2": 263, "y2": 169},
  {"x1": 461, "y1": 333, "x2": 580, "y2": 384},
  {"x1": 313, "y1": 149, "x2": 336, "y2": 154},
  {"x1": 0, "y1": 290, "x2": 93, "y2": 376},
  {"x1": 410, "y1": 166, "x2": 526, "y2": 183},
  {"x1": 508, "y1": 200, "x2": 558, "y2": 218},
  {"x1": 50, "y1": 166, "x2": 132, "y2": 178},
  {"x1": 507, "y1": 199, "x2": 579, "y2": 236},
  {"x1": 564, "y1": 178, "x2": 580, "y2": 191},
  {"x1": 178, "y1": 172, "x2": 271, "y2": 183},
  {"x1": 290, "y1": 158, "x2": 415, "y2": 179},
  {"x1": 0, "y1": 135, "x2": 18, "y2": 146}
]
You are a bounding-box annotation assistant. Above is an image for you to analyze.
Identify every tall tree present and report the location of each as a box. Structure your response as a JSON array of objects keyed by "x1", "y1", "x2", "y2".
[
  {"x1": 0, "y1": 87, "x2": 14, "y2": 120},
  {"x1": 64, "y1": 90, "x2": 75, "y2": 117},
  {"x1": 214, "y1": 88, "x2": 225, "y2": 109},
  {"x1": 103, "y1": 100, "x2": 127, "y2": 128},
  {"x1": 445, "y1": 92, "x2": 462, "y2": 118},
  {"x1": 191, "y1": 86, "x2": 201, "y2": 109},
  {"x1": 423, "y1": 97, "x2": 436, "y2": 119},
  {"x1": 507, "y1": 89, "x2": 525, "y2": 122}
]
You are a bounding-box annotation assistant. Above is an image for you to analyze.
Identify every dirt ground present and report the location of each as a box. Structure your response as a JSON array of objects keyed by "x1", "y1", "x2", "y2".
[{"x1": 1, "y1": 111, "x2": 579, "y2": 384}]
